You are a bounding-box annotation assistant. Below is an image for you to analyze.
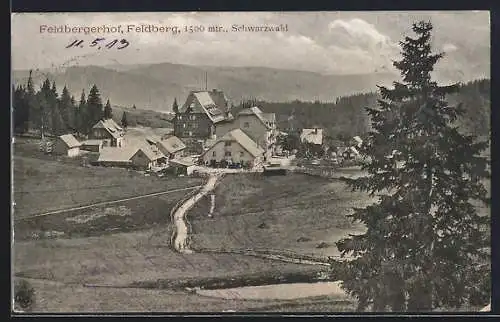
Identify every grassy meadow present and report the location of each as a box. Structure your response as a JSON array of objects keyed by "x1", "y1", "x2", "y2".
[{"x1": 188, "y1": 173, "x2": 374, "y2": 258}]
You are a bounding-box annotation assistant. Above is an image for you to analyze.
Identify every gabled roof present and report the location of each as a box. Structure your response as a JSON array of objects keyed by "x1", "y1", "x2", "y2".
[
  {"x1": 352, "y1": 136, "x2": 363, "y2": 145},
  {"x1": 300, "y1": 128, "x2": 323, "y2": 145},
  {"x1": 180, "y1": 90, "x2": 231, "y2": 124},
  {"x1": 203, "y1": 128, "x2": 264, "y2": 158},
  {"x1": 134, "y1": 145, "x2": 166, "y2": 161},
  {"x1": 93, "y1": 119, "x2": 124, "y2": 139},
  {"x1": 145, "y1": 135, "x2": 161, "y2": 145},
  {"x1": 58, "y1": 134, "x2": 81, "y2": 148},
  {"x1": 170, "y1": 157, "x2": 195, "y2": 167},
  {"x1": 237, "y1": 107, "x2": 274, "y2": 129},
  {"x1": 81, "y1": 139, "x2": 103, "y2": 146},
  {"x1": 156, "y1": 136, "x2": 186, "y2": 154},
  {"x1": 98, "y1": 146, "x2": 138, "y2": 162}
]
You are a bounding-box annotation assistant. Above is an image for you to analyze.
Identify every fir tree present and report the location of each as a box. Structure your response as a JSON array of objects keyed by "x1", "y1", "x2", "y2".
[
  {"x1": 25, "y1": 70, "x2": 38, "y2": 135},
  {"x1": 87, "y1": 84, "x2": 104, "y2": 126},
  {"x1": 172, "y1": 98, "x2": 179, "y2": 114},
  {"x1": 335, "y1": 21, "x2": 490, "y2": 312},
  {"x1": 50, "y1": 81, "x2": 63, "y2": 135},
  {"x1": 132, "y1": 104, "x2": 136, "y2": 109},
  {"x1": 121, "y1": 111, "x2": 128, "y2": 129},
  {"x1": 37, "y1": 78, "x2": 53, "y2": 139},
  {"x1": 59, "y1": 86, "x2": 72, "y2": 132},
  {"x1": 77, "y1": 89, "x2": 87, "y2": 135},
  {"x1": 13, "y1": 85, "x2": 30, "y2": 133},
  {"x1": 104, "y1": 99, "x2": 113, "y2": 119}
]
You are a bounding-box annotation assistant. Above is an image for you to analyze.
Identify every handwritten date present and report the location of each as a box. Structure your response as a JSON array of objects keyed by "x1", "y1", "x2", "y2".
[{"x1": 66, "y1": 38, "x2": 130, "y2": 49}]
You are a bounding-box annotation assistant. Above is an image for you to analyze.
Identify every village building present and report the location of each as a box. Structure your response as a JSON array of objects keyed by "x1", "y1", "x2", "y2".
[
  {"x1": 130, "y1": 145, "x2": 167, "y2": 170},
  {"x1": 155, "y1": 136, "x2": 187, "y2": 160},
  {"x1": 201, "y1": 128, "x2": 265, "y2": 168},
  {"x1": 53, "y1": 134, "x2": 81, "y2": 157},
  {"x1": 80, "y1": 139, "x2": 104, "y2": 153},
  {"x1": 300, "y1": 128, "x2": 323, "y2": 145},
  {"x1": 169, "y1": 157, "x2": 196, "y2": 176},
  {"x1": 90, "y1": 119, "x2": 125, "y2": 147},
  {"x1": 97, "y1": 144, "x2": 166, "y2": 170},
  {"x1": 97, "y1": 146, "x2": 136, "y2": 168},
  {"x1": 173, "y1": 89, "x2": 233, "y2": 153},
  {"x1": 215, "y1": 106, "x2": 277, "y2": 160}
]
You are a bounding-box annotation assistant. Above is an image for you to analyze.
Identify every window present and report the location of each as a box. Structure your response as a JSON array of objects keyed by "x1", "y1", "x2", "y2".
[
  {"x1": 240, "y1": 151, "x2": 244, "y2": 157},
  {"x1": 190, "y1": 115, "x2": 196, "y2": 120},
  {"x1": 183, "y1": 123, "x2": 186, "y2": 128},
  {"x1": 212, "y1": 151, "x2": 216, "y2": 157},
  {"x1": 188, "y1": 131, "x2": 193, "y2": 136},
  {"x1": 243, "y1": 122, "x2": 250, "y2": 128},
  {"x1": 224, "y1": 141, "x2": 231, "y2": 147},
  {"x1": 225, "y1": 151, "x2": 232, "y2": 157},
  {"x1": 178, "y1": 115, "x2": 182, "y2": 120}
]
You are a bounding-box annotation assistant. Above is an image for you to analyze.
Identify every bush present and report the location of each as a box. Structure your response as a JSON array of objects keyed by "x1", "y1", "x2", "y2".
[{"x1": 14, "y1": 279, "x2": 35, "y2": 311}]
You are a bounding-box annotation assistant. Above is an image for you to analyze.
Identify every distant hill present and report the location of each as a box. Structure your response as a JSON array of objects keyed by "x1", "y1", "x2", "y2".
[
  {"x1": 256, "y1": 78, "x2": 490, "y2": 139},
  {"x1": 110, "y1": 105, "x2": 174, "y2": 129},
  {"x1": 12, "y1": 63, "x2": 398, "y2": 112}
]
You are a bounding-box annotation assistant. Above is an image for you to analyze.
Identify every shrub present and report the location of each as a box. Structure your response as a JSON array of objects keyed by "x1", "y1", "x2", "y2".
[{"x1": 14, "y1": 279, "x2": 35, "y2": 311}]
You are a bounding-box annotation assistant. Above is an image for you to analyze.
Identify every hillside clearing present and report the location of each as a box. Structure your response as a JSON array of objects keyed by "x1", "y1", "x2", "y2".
[
  {"x1": 188, "y1": 173, "x2": 374, "y2": 257},
  {"x1": 13, "y1": 156, "x2": 202, "y2": 218}
]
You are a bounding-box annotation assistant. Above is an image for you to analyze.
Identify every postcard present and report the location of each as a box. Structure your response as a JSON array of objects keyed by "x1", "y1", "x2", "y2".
[{"x1": 11, "y1": 11, "x2": 491, "y2": 314}]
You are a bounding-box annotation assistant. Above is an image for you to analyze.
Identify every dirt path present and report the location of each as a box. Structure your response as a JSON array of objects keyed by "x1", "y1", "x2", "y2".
[
  {"x1": 172, "y1": 174, "x2": 220, "y2": 254},
  {"x1": 15, "y1": 185, "x2": 202, "y2": 221}
]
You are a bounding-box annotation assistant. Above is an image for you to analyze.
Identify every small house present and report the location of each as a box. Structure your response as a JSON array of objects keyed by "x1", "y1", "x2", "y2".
[
  {"x1": 90, "y1": 119, "x2": 125, "y2": 147},
  {"x1": 80, "y1": 139, "x2": 104, "y2": 153},
  {"x1": 300, "y1": 128, "x2": 323, "y2": 145},
  {"x1": 155, "y1": 136, "x2": 187, "y2": 160},
  {"x1": 97, "y1": 146, "x2": 136, "y2": 168},
  {"x1": 53, "y1": 134, "x2": 81, "y2": 157},
  {"x1": 130, "y1": 145, "x2": 167, "y2": 170},
  {"x1": 201, "y1": 128, "x2": 265, "y2": 168},
  {"x1": 169, "y1": 158, "x2": 196, "y2": 176}
]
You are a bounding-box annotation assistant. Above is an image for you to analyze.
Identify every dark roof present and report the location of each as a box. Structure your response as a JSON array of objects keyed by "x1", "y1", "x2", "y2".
[
  {"x1": 92, "y1": 119, "x2": 124, "y2": 139},
  {"x1": 179, "y1": 90, "x2": 232, "y2": 123}
]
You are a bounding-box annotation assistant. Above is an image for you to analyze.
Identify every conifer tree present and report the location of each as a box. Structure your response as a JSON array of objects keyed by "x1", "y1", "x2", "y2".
[
  {"x1": 335, "y1": 21, "x2": 490, "y2": 312},
  {"x1": 13, "y1": 85, "x2": 30, "y2": 133},
  {"x1": 37, "y1": 78, "x2": 53, "y2": 139},
  {"x1": 77, "y1": 89, "x2": 87, "y2": 135},
  {"x1": 59, "y1": 86, "x2": 72, "y2": 132},
  {"x1": 104, "y1": 99, "x2": 113, "y2": 119},
  {"x1": 50, "y1": 81, "x2": 63, "y2": 135},
  {"x1": 121, "y1": 111, "x2": 128, "y2": 129},
  {"x1": 25, "y1": 70, "x2": 38, "y2": 134},
  {"x1": 172, "y1": 98, "x2": 179, "y2": 114},
  {"x1": 87, "y1": 84, "x2": 104, "y2": 126}
]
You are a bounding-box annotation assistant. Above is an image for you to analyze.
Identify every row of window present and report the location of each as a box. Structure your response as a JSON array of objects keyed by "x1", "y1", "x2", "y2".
[
  {"x1": 212, "y1": 151, "x2": 244, "y2": 157},
  {"x1": 177, "y1": 115, "x2": 197, "y2": 120},
  {"x1": 181, "y1": 123, "x2": 198, "y2": 129}
]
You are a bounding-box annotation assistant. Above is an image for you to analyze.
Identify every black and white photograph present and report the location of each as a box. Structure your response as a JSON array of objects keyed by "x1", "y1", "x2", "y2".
[{"x1": 11, "y1": 11, "x2": 491, "y2": 313}]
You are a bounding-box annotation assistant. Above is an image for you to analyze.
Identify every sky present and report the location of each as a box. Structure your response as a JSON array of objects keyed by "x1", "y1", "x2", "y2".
[{"x1": 11, "y1": 11, "x2": 490, "y2": 81}]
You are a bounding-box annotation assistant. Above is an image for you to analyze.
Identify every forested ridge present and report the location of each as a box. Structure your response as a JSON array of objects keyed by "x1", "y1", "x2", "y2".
[{"x1": 237, "y1": 78, "x2": 490, "y2": 139}]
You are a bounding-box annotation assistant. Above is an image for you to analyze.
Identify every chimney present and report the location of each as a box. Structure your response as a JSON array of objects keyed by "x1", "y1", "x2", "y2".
[{"x1": 314, "y1": 128, "x2": 318, "y2": 134}]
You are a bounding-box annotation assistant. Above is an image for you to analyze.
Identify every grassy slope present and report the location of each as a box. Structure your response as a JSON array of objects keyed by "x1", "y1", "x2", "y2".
[
  {"x1": 13, "y1": 137, "x2": 202, "y2": 218},
  {"x1": 14, "y1": 228, "x2": 323, "y2": 286},
  {"x1": 15, "y1": 277, "x2": 355, "y2": 312},
  {"x1": 189, "y1": 173, "x2": 375, "y2": 257}
]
